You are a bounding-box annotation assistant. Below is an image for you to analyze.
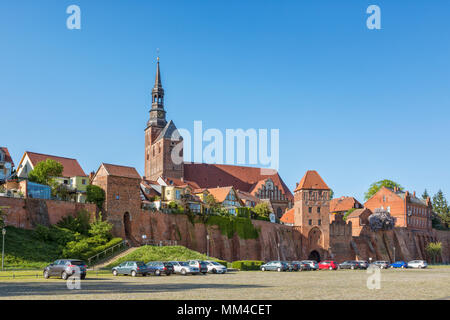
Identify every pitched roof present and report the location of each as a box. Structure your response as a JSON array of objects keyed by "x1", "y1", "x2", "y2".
[
  {"x1": 347, "y1": 208, "x2": 372, "y2": 219},
  {"x1": 155, "y1": 120, "x2": 182, "y2": 142},
  {"x1": 183, "y1": 163, "x2": 293, "y2": 201},
  {"x1": 294, "y1": 170, "x2": 329, "y2": 191},
  {"x1": 280, "y1": 208, "x2": 295, "y2": 225},
  {"x1": 330, "y1": 196, "x2": 362, "y2": 213},
  {"x1": 0, "y1": 147, "x2": 14, "y2": 167},
  {"x1": 24, "y1": 151, "x2": 86, "y2": 177},
  {"x1": 160, "y1": 177, "x2": 200, "y2": 189},
  {"x1": 236, "y1": 190, "x2": 260, "y2": 204},
  {"x1": 102, "y1": 163, "x2": 141, "y2": 179},
  {"x1": 207, "y1": 186, "x2": 234, "y2": 203}
]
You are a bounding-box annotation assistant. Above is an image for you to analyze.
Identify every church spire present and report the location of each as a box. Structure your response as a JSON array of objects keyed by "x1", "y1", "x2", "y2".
[
  {"x1": 154, "y1": 56, "x2": 162, "y2": 88},
  {"x1": 147, "y1": 57, "x2": 167, "y2": 128}
]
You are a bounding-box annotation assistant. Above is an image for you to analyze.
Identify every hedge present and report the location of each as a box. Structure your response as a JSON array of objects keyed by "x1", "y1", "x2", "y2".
[{"x1": 231, "y1": 260, "x2": 265, "y2": 271}]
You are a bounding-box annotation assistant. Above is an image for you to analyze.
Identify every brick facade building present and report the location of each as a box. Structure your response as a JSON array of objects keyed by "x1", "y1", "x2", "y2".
[{"x1": 364, "y1": 186, "x2": 433, "y2": 231}]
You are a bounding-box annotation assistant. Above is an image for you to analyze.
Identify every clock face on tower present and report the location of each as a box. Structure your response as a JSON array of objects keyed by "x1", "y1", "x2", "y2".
[{"x1": 157, "y1": 111, "x2": 164, "y2": 118}]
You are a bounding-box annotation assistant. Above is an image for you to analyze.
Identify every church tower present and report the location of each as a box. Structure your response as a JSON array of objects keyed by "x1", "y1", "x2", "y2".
[{"x1": 144, "y1": 58, "x2": 184, "y2": 181}]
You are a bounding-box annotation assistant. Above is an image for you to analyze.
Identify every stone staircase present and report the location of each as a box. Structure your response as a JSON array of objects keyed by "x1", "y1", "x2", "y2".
[{"x1": 89, "y1": 247, "x2": 139, "y2": 270}]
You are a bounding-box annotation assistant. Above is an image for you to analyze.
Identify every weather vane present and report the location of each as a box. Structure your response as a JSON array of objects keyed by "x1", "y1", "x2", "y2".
[{"x1": 156, "y1": 48, "x2": 160, "y2": 61}]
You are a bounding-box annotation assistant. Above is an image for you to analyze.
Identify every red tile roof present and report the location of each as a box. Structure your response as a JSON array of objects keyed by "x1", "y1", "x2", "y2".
[
  {"x1": 183, "y1": 163, "x2": 293, "y2": 201},
  {"x1": 280, "y1": 208, "x2": 295, "y2": 225},
  {"x1": 102, "y1": 163, "x2": 141, "y2": 179},
  {"x1": 161, "y1": 177, "x2": 200, "y2": 190},
  {"x1": 0, "y1": 147, "x2": 14, "y2": 167},
  {"x1": 207, "y1": 186, "x2": 234, "y2": 203},
  {"x1": 330, "y1": 196, "x2": 362, "y2": 213},
  {"x1": 346, "y1": 208, "x2": 372, "y2": 219},
  {"x1": 25, "y1": 151, "x2": 86, "y2": 177},
  {"x1": 294, "y1": 170, "x2": 329, "y2": 191}
]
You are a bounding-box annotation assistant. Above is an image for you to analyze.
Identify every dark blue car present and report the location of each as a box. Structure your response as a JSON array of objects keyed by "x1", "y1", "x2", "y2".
[
  {"x1": 390, "y1": 261, "x2": 408, "y2": 269},
  {"x1": 146, "y1": 261, "x2": 174, "y2": 276}
]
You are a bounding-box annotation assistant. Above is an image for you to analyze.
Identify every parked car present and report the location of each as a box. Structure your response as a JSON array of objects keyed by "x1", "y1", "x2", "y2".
[
  {"x1": 44, "y1": 259, "x2": 87, "y2": 280},
  {"x1": 204, "y1": 260, "x2": 227, "y2": 274},
  {"x1": 260, "y1": 261, "x2": 289, "y2": 272},
  {"x1": 357, "y1": 261, "x2": 369, "y2": 269},
  {"x1": 338, "y1": 260, "x2": 360, "y2": 270},
  {"x1": 300, "y1": 260, "x2": 319, "y2": 271},
  {"x1": 390, "y1": 261, "x2": 408, "y2": 269},
  {"x1": 187, "y1": 260, "x2": 208, "y2": 274},
  {"x1": 169, "y1": 261, "x2": 199, "y2": 275},
  {"x1": 292, "y1": 261, "x2": 311, "y2": 271},
  {"x1": 283, "y1": 261, "x2": 299, "y2": 271},
  {"x1": 407, "y1": 260, "x2": 428, "y2": 269},
  {"x1": 370, "y1": 261, "x2": 390, "y2": 269},
  {"x1": 318, "y1": 260, "x2": 338, "y2": 270},
  {"x1": 112, "y1": 261, "x2": 150, "y2": 277},
  {"x1": 146, "y1": 261, "x2": 174, "y2": 276}
]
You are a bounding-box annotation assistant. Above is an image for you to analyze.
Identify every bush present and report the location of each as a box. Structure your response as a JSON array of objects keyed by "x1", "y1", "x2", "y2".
[
  {"x1": 56, "y1": 210, "x2": 91, "y2": 235},
  {"x1": 63, "y1": 237, "x2": 122, "y2": 260},
  {"x1": 88, "y1": 213, "x2": 112, "y2": 241},
  {"x1": 231, "y1": 260, "x2": 265, "y2": 271}
]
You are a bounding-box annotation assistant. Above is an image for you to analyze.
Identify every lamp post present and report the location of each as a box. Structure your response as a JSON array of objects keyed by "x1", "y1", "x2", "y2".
[
  {"x1": 393, "y1": 246, "x2": 396, "y2": 262},
  {"x1": 206, "y1": 234, "x2": 210, "y2": 257},
  {"x1": 277, "y1": 243, "x2": 280, "y2": 261},
  {"x1": 2, "y1": 228, "x2": 6, "y2": 271}
]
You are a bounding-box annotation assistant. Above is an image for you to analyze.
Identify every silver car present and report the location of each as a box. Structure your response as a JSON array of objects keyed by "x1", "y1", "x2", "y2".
[
  {"x1": 407, "y1": 260, "x2": 428, "y2": 269},
  {"x1": 205, "y1": 260, "x2": 227, "y2": 274},
  {"x1": 169, "y1": 261, "x2": 199, "y2": 275},
  {"x1": 300, "y1": 260, "x2": 319, "y2": 271}
]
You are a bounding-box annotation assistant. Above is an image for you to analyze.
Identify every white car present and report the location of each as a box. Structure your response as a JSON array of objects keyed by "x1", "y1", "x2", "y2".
[
  {"x1": 204, "y1": 260, "x2": 227, "y2": 274},
  {"x1": 407, "y1": 260, "x2": 428, "y2": 269},
  {"x1": 169, "y1": 261, "x2": 199, "y2": 275}
]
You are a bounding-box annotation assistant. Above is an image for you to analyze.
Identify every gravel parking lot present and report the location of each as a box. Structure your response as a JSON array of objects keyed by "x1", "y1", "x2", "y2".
[{"x1": 1, "y1": 268, "x2": 449, "y2": 300}]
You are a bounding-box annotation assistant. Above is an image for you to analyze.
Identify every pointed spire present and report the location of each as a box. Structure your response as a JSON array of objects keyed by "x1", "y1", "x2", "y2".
[{"x1": 154, "y1": 56, "x2": 162, "y2": 88}]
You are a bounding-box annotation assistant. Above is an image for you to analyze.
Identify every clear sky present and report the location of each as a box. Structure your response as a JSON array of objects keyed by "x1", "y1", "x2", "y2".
[{"x1": 1, "y1": 0, "x2": 449, "y2": 202}]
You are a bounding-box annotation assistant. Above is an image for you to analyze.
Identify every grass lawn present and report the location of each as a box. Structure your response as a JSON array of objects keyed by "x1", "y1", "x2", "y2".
[
  {"x1": 105, "y1": 245, "x2": 226, "y2": 268},
  {"x1": 0, "y1": 267, "x2": 449, "y2": 300}
]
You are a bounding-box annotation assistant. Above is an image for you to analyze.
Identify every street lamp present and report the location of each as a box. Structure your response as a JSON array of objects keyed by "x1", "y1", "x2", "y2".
[
  {"x1": 206, "y1": 234, "x2": 210, "y2": 257},
  {"x1": 2, "y1": 228, "x2": 6, "y2": 271},
  {"x1": 277, "y1": 243, "x2": 280, "y2": 261},
  {"x1": 393, "y1": 246, "x2": 396, "y2": 262}
]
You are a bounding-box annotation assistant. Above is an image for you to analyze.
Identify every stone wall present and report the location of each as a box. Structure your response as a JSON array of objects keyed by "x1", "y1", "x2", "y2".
[
  {"x1": 351, "y1": 225, "x2": 450, "y2": 263},
  {"x1": 121, "y1": 210, "x2": 304, "y2": 262},
  {"x1": 0, "y1": 196, "x2": 97, "y2": 229}
]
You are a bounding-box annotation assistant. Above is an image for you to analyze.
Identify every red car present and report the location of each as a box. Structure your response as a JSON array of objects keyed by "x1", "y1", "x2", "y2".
[{"x1": 318, "y1": 260, "x2": 338, "y2": 270}]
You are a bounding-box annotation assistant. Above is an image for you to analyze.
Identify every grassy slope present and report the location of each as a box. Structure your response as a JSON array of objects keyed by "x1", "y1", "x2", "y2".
[
  {"x1": 0, "y1": 226, "x2": 61, "y2": 269},
  {"x1": 106, "y1": 245, "x2": 223, "y2": 268}
]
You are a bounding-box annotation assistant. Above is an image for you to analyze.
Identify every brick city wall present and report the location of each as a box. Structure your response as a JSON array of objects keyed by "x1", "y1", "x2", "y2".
[{"x1": 0, "y1": 196, "x2": 97, "y2": 229}]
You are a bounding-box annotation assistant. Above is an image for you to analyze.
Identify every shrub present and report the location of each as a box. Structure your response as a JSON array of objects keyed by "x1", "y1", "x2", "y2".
[
  {"x1": 88, "y1": 213, "x2": 113, "y2": 241},
  {"x1": 231, "y1": 260, "x2": 265, "y2": 271},
  {"x1": 56, "y1": 209, "x2": 91, "y2": 235}
]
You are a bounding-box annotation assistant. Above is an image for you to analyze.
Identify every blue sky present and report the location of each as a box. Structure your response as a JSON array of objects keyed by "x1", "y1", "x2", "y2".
[{"x1": 1, "y1": 0, "x2": 449, "y2": 201}]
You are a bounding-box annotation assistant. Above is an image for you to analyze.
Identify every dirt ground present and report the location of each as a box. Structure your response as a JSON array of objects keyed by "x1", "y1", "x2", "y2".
[{"x1": 0, "y1": 267, "x2": 449, "y2": 300}]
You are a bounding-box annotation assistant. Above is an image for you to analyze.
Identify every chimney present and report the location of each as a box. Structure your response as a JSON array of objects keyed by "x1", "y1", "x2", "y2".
[
  {"x1": 393, "y1": 186, "x2": 397, "y2": 192},
  {"x1": 413, "y1": 191, "x2": 416, "y2": 197},
  {"x1": 296, "y1": 183, "x2": 299, "y2": 187},
  {"x1": 180, "y1": 177, "x2": 184, "y2": 182}
]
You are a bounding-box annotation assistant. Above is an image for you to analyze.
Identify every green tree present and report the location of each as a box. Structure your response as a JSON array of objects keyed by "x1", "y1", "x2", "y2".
[
  {"x1": 364, "y1": 179, "x2": 403, "y2": 201},
  {"x1": 86, "y1": 185, "x2": 106, "y2": 210},
  {"x1": 28, "y1": 159, "x2": 63, "y2": 186},
  {"x1": 252, "y1": 202, "x2": 272, "y2": 219},
  {"x1": 422, "y1": 189, "x2": 430, "y2": 200},
  {"x1": 425, "y1": 242, "x2": 442, "y2": 264},
  {"x1": 432, "y1": 190, "x2": 450, "y2": 229},
  {"x1": 205, "y1": 194, "x2": 224, "y2": 213},
  {"x1": 329, "y1": 189, "x2": 334, "y2": 200}
]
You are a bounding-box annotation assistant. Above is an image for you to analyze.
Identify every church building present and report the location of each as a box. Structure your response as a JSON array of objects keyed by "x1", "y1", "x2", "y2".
[{"x1": 143, "y1": 59, "x2": 293, "y2": 216}]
